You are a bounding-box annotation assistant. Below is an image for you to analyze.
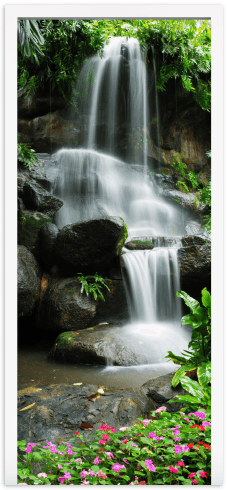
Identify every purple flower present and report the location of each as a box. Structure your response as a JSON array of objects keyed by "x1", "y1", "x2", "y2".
[
  {"x1": 123, "y1": 458, "x2": 129, "y2": 465},
  {"x1": 174, "y1": 445, "x2": 182, "y2": 454},
  {"x1": 202, "y1": 421, "x2": 211, "y2": 427},
  {"x1": 173, "y1": 437, "x2": 181, "y2": 442},
  {"x1": 93, "y1": 457, "x2": 101, "y2": 464},
  {"x1": 58, "y1": 477, "x2": 66, "y2": 484},
  {"x1": 174, "y1": 429, "x2": 180, "y2": 435},
  {"x1": 50, "y1": 445, "x2": 56, "y2": 453},
  {"x1": 64, "y1": 472, "x2": 71, "y2": 480},
  {"x1": 194, "y1": 411, "x2": 206, "y2": 419},
  {"x1": 148, "y1": 431, "x2": 156, "y2": 439},
  {"x1": 144, "y1": 459, "x2": 156, "y2": 472},
  {"x1": 25, "y1": 446, "x2": 32, "y2": 454}
]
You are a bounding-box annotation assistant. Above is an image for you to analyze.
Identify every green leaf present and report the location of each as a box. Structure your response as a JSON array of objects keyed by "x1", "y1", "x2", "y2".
[
  {"x1": 31, "y1": 451, "x2": 44, "y2": 462},
  {"x1": 197, "y1": 361, "x2": 211, "y2": 387},
  {"x1": 179, "y1": 376, "x2": 204, "y2": 400},
  {"x1": 176, "y1": 290, "x2": 200, "y2": 312},
  {"x1": 172, "y1": 364, "x2": 197, "y2": 387}
]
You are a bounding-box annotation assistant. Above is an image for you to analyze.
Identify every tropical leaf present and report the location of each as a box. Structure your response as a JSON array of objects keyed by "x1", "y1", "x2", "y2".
[
  {"x1": 172, "y1": 364, "x2": 197, "y2": 387},
  {"x1": 179, "y1": 376, "x2": 204, "y2": 400},
  {"x1": 176, "y1": 290, "x2": 200, "y2": 312},
  {"x1": 197, "y1": 361, "x2": 211, "y2": 387}
]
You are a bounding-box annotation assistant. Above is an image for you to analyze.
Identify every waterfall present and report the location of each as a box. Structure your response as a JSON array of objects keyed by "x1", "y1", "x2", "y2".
[{"x1": 50, "y1": 36, "x2": 192, "y2": 370}]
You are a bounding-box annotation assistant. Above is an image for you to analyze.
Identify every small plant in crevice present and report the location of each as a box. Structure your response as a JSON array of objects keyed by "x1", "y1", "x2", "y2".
[
  {"x1": 77, "y1": 272, "x2": 110, "y2": 302},
  {"x1": 117, "y1": 217, "x2": 128, "y2": 254},
  {"x1": 176, "y1": 181, "x2": 189, "y2": 194},
  {"x1": 18, "y1": 135, "x2": 38, "y2": 171}
]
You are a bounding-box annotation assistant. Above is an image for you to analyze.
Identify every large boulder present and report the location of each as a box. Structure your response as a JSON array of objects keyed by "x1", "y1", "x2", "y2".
[
  {"x1": 18, "y1": 245, "x2": 41, "y2": 317},
  {"x1": 92, "y1": 279, "x2": 128, "y2": 325},
  {"x1": 55, "y1": 217, "x2": 126, "y2": 276},
  {"x1": 178, "y1": 239, "x2": 211, "y2": 281},
  {"x1": 18, "y1": 210, "x2": 52, "y2": 258},
  {"x1": 38, "y1": 277, "x2": 97, "y2": 331},
  {"x1": 17, "y1": 374, "x2": 186, "y2": 445},
  {"x1": 162, "y1": 188, "x2": 209, "y2": 216}
]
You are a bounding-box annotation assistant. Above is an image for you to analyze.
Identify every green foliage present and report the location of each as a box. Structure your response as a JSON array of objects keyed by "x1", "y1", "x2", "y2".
[
  {"x1": 77, "y1": 272, "x2": 110, "y2": 302},
  {"x1": 176, "y1": 181, "x2": 189, "y2": 193},
  {"x1": 199, "y1": 180, "x2": 211, "y2": 232},
  {"x1": 117, "y1": 217, "x2": 128, "y2": 254},
  {"x1": 170, "y1": 370, "x2": 211, "y2": 408},
  {"x1": 17, "y1": 136, "x2": 38, "y2": 170},
  {"x1": 18, "y1": 19, "x2": 211, "y2": 112},
  {"x1": 170, "y1": 153, "x2": 187, "y2": 176},
  {"x1": 165, "y1": 288, "x2": 211, "y2": 387}
]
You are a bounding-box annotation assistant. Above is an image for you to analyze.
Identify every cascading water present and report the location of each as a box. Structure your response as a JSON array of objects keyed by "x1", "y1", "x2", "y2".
[{"x1": 50, "y1": 36, "x2": 192, "y2": 377}]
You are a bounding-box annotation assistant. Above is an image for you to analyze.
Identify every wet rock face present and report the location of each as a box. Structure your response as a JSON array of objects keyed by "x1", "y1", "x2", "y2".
[
  {"x1": 18, "y1": 110, "x2": 84, "y2": 153},
  {"x1": 92, "y1": 279, "x2": 129, "y2": 325},
  {"x1": 125, "y1": 240, "x2": 155, "y2": 250},
  {"x1": 18, "y1": 245, "x2": 41, "y2": 316},
  {"x1": 17, "y1": 374, "x2": 184, "y2": 444},
  {"x1": 18, "y1": 88, "x2": 66, "y2": 119},
  {"x1": 39, "y1": 223, "x2": 59, "y2": 270},
  {"x1": 178, "y1": 240, "x2": 211, "y2": 281},
  {"x1": 22, "y1": 179, "x2": 63, "y2": 218},
  {"x1": 55, "y1": 217, "x2": 126, "y2": 276},
  {"x1": 162, "y1": 188, "x2": 209, "y2": 216},
  {"x1": 18, "y1": 210, "x2": 53, "y2": 258},
  {"x1": 38, "y1": 277, "x2": 97, "y2": 332}
]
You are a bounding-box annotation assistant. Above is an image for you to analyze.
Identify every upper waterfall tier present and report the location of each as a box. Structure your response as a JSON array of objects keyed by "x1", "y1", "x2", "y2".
[{"x1": 72, "y1": 37, "x2": 151, "y2": 169}]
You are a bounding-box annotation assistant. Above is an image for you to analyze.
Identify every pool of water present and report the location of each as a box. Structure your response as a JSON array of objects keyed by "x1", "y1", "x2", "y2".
[{"x1": 18, "y1": 345, "x2": 177, "y2": 390}]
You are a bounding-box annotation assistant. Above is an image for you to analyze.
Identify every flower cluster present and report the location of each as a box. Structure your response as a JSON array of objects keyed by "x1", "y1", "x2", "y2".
[{"x1": 17, "y1": 408, "x2": 211, "y2": 485}]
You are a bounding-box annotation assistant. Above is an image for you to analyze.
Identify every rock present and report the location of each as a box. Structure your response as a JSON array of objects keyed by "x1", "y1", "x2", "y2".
[
  {"x1": 49, "y1": 323, "x2": 171, "y2": 366},
  {"x1": 17, "y1": 245, "x2": 41, "y2": 316},
  {"x1": 151, "y1": 173, "x2": 179, "y2": 190},
  {"x1": 55, "y1": 217, "x2": 126, "y2": 276},
  {"x1": 17, "y1": 373, "x2": 186, "y2": 444},
  {"x1": 38, "y1": 277, "x2": 97, "y2": 331},
  {"x1": 162, "y1": 188, "x2": 209, "y2": 215},
  {"x1": 18, "y1": 110, "x2": 84, "y2": 153},
  {"x1": 125, "y1": 240, "x2": 155, "y2": 250},
  {"x1": 92, "y1": 279, "x2": 129, "y2": 325},
  {"x1": 22, "y1": 179, "x2": 63, "y2": 218},
  {"x1": 178, "y1": 240, "x2": 211, "y2": 282},
  {"x1": 18, "y1": 88, "x2": 66, "y2": 119},
  {"x1": 18, "y1": 210, "x2": 52, "y2": 258},
  {"x1": 39, "y1": 223, "x2": 59, "y2": 270}
]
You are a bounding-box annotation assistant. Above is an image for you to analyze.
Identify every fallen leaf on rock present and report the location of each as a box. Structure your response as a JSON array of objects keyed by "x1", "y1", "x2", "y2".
[
  {"x1": 88, "y1": 392, "x2": 101, "y2": 402},
  {"x1": 97, "y1": 388, "x2": 105, "y2": 394},
  {"x1": 19, "y1": 402, "x2": 36, "y2": 411},
  {"x1": 80, "y1": 422, "x2": 94, "y2": 429},
  {"x1": 73, "y1": 383, "x2": 82, "y2": 386}
]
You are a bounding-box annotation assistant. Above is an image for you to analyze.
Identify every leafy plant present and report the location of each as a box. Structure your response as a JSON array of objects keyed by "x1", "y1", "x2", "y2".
[
  {"x1": 17, "y1": 136, "x2": 38, "y2": 170},
  {"x1": 170, "y1": 153, "x2": 187, "y2": 176},
  {"x1": 117, "y1": 217, "x2": 128, "y2": 254},
  {"x1": 176, "y1": 181, "x2": 189, "y2": 193},
  {"x1": 165, "y1": 288, "x2": 211, "y2": 387},
  {"x1": 169, "y1": 363, "x2": 211, "y2": 409},
  {"x1": 77, "y1": 272, "x2": 110, "y2": 302},
  {"x1": 199, "y1": 179, "x2": 211, "y2": 232}
]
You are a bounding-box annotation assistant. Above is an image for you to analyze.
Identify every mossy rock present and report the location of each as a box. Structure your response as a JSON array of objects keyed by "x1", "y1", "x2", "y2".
[
  {"x1": 125, "y1": 240, "x2": 154, "y2": 250},
  {"x1": 18, "y1": 210, "x2": 52, "y2": 258}
]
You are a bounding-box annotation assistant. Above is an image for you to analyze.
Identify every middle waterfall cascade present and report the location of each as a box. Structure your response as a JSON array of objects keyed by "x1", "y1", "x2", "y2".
[{"x1": 50, "y1": 36, "x2": 192, "y2": 373}]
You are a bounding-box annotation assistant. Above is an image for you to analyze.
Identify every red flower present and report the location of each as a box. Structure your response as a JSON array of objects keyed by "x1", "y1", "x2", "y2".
[
  {"x1": 198, "y1": 426, "x2": 205, "y2": 432},
  {"x1": 74, "y1": 431, "x2": 80, "y2": 435},
  {"x1": 190, "y1": 424, "x2": 198, "y2": 428},
  {"x1": 203, "y1": 444, "x2": 211, "y2": 450},
  {"x1": 187, "y1": 443, "x2": 194, "y2": 448},
  {"x1": 139, "y1": 482, "x2": 146, "y2": 485},
  {"x1": 80, "y1": 442, "x2": 85, "y2": 445}
]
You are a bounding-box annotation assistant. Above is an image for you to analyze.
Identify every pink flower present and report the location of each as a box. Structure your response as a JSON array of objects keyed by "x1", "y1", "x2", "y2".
[
  {"x1": 173, "y1": 437, "x2": 181, "y2": 442},
  {"x1": 96, "y1": 470, "x2": 107, "y2": 479},
  {"x1": 179, "y1": 412, "x2": 185, "y2": 416},
  {"x1": 174, "y1": 445, "x2": 182, "y2": 454},
  {"x1": 142, "y1": 419, "x2": 151, "y2": 427},
  {"x1": 64, "y1": 472, "x2": 71, "y2": 480},
  {"x1": 81, "y1": 480, "x2": 90, "y2": 485},
  {"x1": 184, "y1": 418, "x2": 191, "y2": 422},
  {"x1": 58, "y1": 465, "x2": 62, "y2": 469},
  {"x1": 182, "y1": 445, "x2": 190, "y2": 452},
  {"x1": 148, "y1": 431, "x2": 156, "y2": 439},
  {"x1": 27, "y1": 443, "x2": 36, "y2": 447},
  {"x1": 46, "y1": 440, "x2": 51, "y2": 446},
  {"x1": 98, "y1": 439, "x2": 106, "y2": 445},
  {"x1": 57, "y1": 451, "x2": 63, "y2": 455},
  {"x1": 37, "y1": 473, "x2": 47, "y2": 478},
  {"x1": 80, "y1": 470, "x2": 88, "y2": 478},
  {"x1": 101, "y1": 434, "x2": 110, "y2": 440},
  {"x1": 123, "y1": 458, "x2": 129, "y2": 464},
  {"x1": 112, "y1": 463, "x2": 126, "y2": 473},
  {"x1": 191, "y1": 480, "x2": 198, "y2": 484},
  {"x1": 119, "y1": 426, "x2": 130, "y2": 431},
  {"x1": 188, "y1": 473, "x2": 196, "y2": 479},
  {"x1": 174, "y1": 429, "x2": 180, "y2": 435},
  {"x1": 76, "y1": 458, "x2": 83, "y2": 463},
  {"x1": 199, "y1": 471, "x2": 207, "y2": 478},
  {"x1": 87, "y1": 470, "x2": 96, "y2": 477},
  {"x1": 105, "y1": 451, "x2": 114, "y2": 459},
  {"x1": 144, "y1": 460, "x2": 156, "y2": 472},
  {"x1": 202, "y1": 421, "x2": 211, "y2": 427},
  {"x1": 50, "y1": 445, "x2": 56, "y2": 453},
  {"x1": 58, "y1": 477, "x2": 66, "y2": 484},
  {"x1": 25, "y1": 446, "x2": 32, "y2": 453},
  {"x1": 169, "y1": 466, "x2": 178, "y2": 473},
  {"x1": 93, "y1": 457, "x2": 101, "y2": 464},
  {"x1": 194, "y1": 411, "x2": 206, "y2": 419},
  {"x1": 120, "y1": 439, "x2": 128, "y2": 444},
  {"x1": 176, "y1": 461, "x2": 185, "y2": 467},
  {"x1": 155, "y1": 406, "x2": 167, "y2": 413},
  {"x1": 131, "y1": 443, "x2": 138, "y2": 447}
]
